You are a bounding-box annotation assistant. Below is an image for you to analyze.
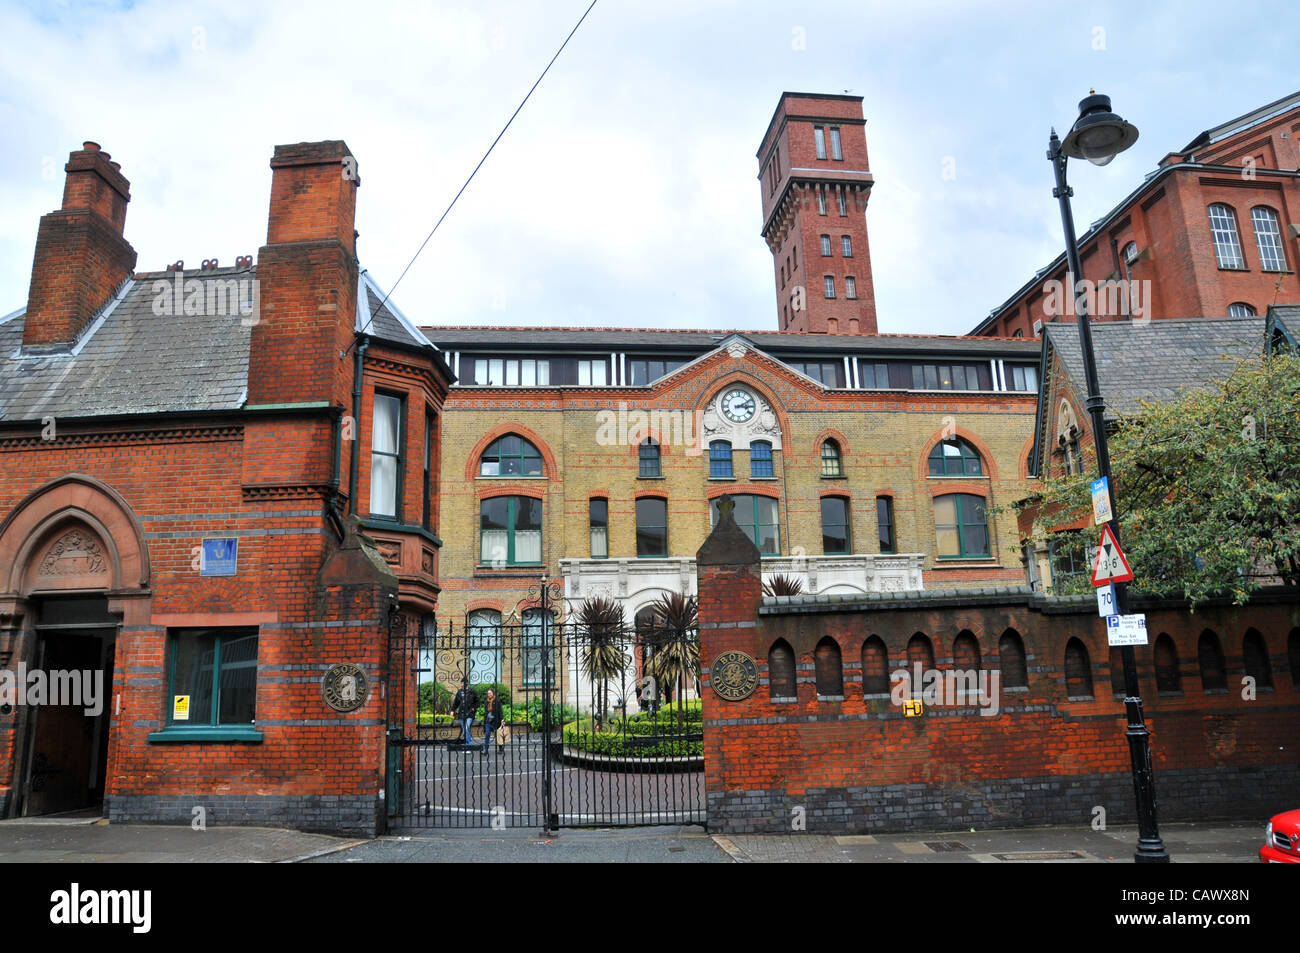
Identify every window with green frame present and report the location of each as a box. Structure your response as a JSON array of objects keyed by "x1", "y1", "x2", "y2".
[
  {"x1": 480, "y1": 495, "x2": 543, "y2": 565},
  {"x1": 709, "y1": 441, "x2": 733, "y2": 479},
  {"x1": 479, "y1": 434, "x2": 543, "y2": 477},
  {"x1": 876, "y1": 496, "x2": 896, "y2": 553},
  {"x1": 928, "y1": 438, "x2": 983, "y2": 476},
  {"x1": 933, "y1": 493, "x2": 989, "y2": 558},
  {"x1": 750, "y1": 441, "x2": 774, "y2": 478},
  {"x1": 711, "y1": 494, "x2": 780, "y2": 555},
  {"x1": 153, "y1": 628, "x2": 260, "y2": 740},
  {"x1": 638, "y1": 438, "x2": 661, "y2": 477},
  {"x1": 820, "y1": 496, "x2": 850, "y2": 554}
]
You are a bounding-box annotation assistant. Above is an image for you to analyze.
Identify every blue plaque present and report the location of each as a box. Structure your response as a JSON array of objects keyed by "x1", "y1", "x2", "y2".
[{"x1": 201, "y1": 538, "x2": 238, "y2": 576}]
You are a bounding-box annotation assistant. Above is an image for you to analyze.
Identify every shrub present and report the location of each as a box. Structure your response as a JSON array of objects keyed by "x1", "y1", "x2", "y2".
[
  {"x1": 417, "y1": 681, "x2": 453, "y2": 715},
  {"x1": 525, "y1": 697, "x2": 579, "y2": 731}
]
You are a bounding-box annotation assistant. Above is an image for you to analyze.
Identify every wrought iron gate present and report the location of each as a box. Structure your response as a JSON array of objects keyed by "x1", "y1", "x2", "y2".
[{"x1": 385, "y1": 598, "x2": 705, "y2": 830}]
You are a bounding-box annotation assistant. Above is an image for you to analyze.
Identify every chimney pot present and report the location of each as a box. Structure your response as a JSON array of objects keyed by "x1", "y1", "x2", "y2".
[{"x1": 83, "y1": 141, "x2": 101, "y2": 152}]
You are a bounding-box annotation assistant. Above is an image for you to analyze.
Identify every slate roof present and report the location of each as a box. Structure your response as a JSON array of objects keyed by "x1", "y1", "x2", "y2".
[
  {"x1": 423, "y1": 325, "x2": 1040, "y2": 357},
  {"x1": 1044, "y1": 317, "x2": 1267, "y2": 417},
  {"x1": 1, "y1": 264, "x2": 428, "y2": 424}
]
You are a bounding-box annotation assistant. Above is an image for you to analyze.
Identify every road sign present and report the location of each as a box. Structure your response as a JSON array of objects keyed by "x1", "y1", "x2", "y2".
[
  {"x1": 1091, "y1": 524, "x2": 1134, "y2": 585},
  {"x1": 1097, "y1": 583, "x2": 1117, "y2": 617},
  {"x1": 1090, "y1": 476, "x2": 1113, "y2": 525},
  {"x1": 1106, "y1": 614, "x2": 1148, "y2": 646}
]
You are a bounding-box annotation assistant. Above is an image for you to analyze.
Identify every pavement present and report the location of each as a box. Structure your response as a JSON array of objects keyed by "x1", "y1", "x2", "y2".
[{"x1": 0, "y1": 815, "x2": 1265, "y2": 862}]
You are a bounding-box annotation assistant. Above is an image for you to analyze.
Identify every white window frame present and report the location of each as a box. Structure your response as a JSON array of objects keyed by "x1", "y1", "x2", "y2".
[
  {"x1": 814, "y1": 126, "x2": 827, "y2": 160},
  {"x1": 830, "y1": 127, "x2": 842, "y2": 160},
  {"x1": 1251, "y1": 206, "x2": 1286, "y2": 272},
  {"x1": 1208, "y1": 204, "x2": 1245, "y2": 269}
]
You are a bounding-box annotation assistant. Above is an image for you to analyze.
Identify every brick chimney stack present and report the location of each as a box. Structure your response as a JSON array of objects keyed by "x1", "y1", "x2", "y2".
[
  {"x1": 22, "y1": 141, "x2": 138, "y2": 350},
  {"x1": 247, "y1": 140, "x2": 360, "y2": 408}
]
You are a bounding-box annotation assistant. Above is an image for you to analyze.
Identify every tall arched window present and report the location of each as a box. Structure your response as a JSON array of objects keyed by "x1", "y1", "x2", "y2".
[
  {"x1": 479, "y1": 434, "x2": 543, "y2": 477},
  {"x1": 709, "y1": 441, "x2": 733, "y2": 479},
  {"x1": 928, "y1": 437, "x2": 983, "y2": 476},
  {"x1": 1288, "y1": 628, "x2": 1300, "y2": 694},
  {"x1": 1251, "y1": 206, "x2": 1287, "y2": 271},
  {"x1": 1198, "y1": 629, "x2": 1227, "y2": 692},
  {"x1": 998, "y1": 629, "x2": 1028, "y2": 689},
  {"x1": 820, "y1": 439, "x2": 843, "y2": 477},
  {"x1": 861, "y1": 636, "x2": 889, "y2": 695},
  {"x1": 638, "y1": 437, "x2": 661, "y2": 477},
  {"x1": 906, "y1": 633, "x2": 934, "y2": 694},
  {"x1": 814, "y1": 637, "x2": 843, "y2": 697},
  {"x1": 768, "y1": 639, "x2": 796, "y2": 700},
  {"x1": 1243, "y1": 629, "x2": 1273, "y2": 690},
  {"x1": 1153, "y1": 634, "x2": 1181, "y2": 694},
  {"x1": 1065, "y1": 639, "x2": 1093, "y2": 699},
  {"x1": 1208, "y1": 203, "x2": 1245, "y2": 269},
  {"x1": 934, "y1": 493, "x2": 989, "y2": 558}
]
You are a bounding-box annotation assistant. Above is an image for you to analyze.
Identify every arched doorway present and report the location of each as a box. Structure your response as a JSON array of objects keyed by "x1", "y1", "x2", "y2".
[{"x1": 0, "y1": 475, "x2": 150, "y2": 818}]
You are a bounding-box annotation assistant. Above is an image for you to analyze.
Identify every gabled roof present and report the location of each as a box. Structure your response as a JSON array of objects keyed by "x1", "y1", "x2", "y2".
[
  {"x1": 1, "y1": 262, "x2": 429, "y2": 424},
  {"x1": 1029, "y1": 316, "x2": 1272, "y2": 475},
  {"x1": 1180, "y1": 89, "x2": 1300, "y2": 154}
]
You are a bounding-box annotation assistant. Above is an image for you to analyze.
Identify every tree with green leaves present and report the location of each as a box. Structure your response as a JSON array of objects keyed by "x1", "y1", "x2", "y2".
[
  {"x1": 644, "y1": 590, "x2": 700, "y2": 726},
  {"x1": 575, "y1": 595, "x2": 626, "y2": 726},
  {"x1": 1017, "y1": 352, "x2": 1300, "y2": 609}
]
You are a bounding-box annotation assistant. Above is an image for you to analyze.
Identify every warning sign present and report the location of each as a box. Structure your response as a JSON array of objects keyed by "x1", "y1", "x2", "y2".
[
  {"x1": 173, "y1": 695, "x2": 190, "y2": 721},
  {"x1": 1091, "y1": 524, "x2": 1134, "y2": 585}
]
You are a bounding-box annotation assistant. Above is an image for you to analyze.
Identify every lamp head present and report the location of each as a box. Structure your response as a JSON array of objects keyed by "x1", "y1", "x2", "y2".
[{"x1": 1061, "y1": 93, "x2": 1139, "y2": 166}]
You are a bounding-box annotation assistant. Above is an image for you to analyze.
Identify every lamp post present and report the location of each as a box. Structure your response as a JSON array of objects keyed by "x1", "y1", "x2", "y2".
[{"x1": 1048, "y1": 92, "x2": 1169, "y2": 863}]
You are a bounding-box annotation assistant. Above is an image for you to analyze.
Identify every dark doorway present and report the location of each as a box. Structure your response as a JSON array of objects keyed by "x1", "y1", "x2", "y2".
[{"x1": 20, "y1": 596, "x2": 116, "y2": 817}]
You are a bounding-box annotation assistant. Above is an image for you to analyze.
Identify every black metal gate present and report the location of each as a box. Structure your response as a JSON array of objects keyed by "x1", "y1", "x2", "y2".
[{"x1": 385, "y1": 593, "x2": 705, "y2": 831}]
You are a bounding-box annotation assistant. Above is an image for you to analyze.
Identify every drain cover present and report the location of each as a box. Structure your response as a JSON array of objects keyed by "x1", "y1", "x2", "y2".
[
  {"x1": 992, "y1": 850, "x2": 1085, "y2": 861},
  {"x1": 924, "y1": 841, "x2": 972, "y2": 852}
]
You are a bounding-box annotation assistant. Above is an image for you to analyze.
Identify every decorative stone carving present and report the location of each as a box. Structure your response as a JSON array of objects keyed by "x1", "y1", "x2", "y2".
[
  {"x1": 421, "y1": 549, "x2": 435, "y2": 575},
  {"x1": 725, "y1": 341, "x2": 748, "y2": 359},
  {"x1": 375, "y1": 540, "x2": 401, "y2": 566},
  {"x1": 701, "y1": 385, "x2": 783, "y2": 450},
  {"x1": 38, "y1": 530, "x2": 106, "y2": 576}
]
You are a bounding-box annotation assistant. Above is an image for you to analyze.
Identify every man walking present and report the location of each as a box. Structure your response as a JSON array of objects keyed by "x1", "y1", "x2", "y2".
[{"x1": 452, "y1": 677, "x2": 478, "y2": 747}]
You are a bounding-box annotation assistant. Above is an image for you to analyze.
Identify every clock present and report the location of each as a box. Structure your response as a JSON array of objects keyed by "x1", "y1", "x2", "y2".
[{"x1": 721, "y1": 388, "x2": 756, "y2": 423}]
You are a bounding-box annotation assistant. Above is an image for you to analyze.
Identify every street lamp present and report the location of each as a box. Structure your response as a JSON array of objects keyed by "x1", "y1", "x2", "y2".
[{"x1": 1048, "y1": 92, "x2": 1169, "y2": 864}]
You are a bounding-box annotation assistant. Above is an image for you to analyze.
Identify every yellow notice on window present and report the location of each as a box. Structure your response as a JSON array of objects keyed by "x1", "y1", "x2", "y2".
[{"x1": 173, "y1": 695, "x2": 190, "y2": 721}]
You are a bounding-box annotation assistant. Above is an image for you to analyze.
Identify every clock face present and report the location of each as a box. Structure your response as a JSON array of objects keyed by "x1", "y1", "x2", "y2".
[{"x1": 721, "y1": 388, "x2": 756, "y2": 423}]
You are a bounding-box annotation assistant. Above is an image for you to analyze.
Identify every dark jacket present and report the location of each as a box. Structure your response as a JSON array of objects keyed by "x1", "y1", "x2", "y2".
[
  {"x1": 484, "y1": 695, "x2": 504, "y2": 731},
  {"x1": 453, "y1": 686, "x2": 478, "y2": 719}
]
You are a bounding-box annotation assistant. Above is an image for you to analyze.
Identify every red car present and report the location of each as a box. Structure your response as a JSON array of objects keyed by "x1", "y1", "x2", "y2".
[{"x1": 1260, "y1": 809, "x2": 1300, "y2": 863}]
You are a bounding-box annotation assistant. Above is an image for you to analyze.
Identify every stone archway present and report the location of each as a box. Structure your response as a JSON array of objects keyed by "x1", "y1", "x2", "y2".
[{"x1": 0, "y1": 474, "x2": 151, "y2": 818}]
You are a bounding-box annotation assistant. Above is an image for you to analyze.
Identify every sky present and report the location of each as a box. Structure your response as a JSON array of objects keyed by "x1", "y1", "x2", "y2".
[{"x1": 1, "y1": 0, "x2": 1296, "y2": 337}]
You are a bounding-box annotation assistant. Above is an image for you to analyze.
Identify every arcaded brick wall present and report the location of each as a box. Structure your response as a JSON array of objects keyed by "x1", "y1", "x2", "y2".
[{"x1": 697, "y1": 532, "x2": 1300, "y2": 834}]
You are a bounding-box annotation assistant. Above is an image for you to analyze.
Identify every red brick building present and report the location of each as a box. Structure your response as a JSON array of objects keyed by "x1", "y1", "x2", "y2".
[
  {"x1": 758, "y1": 93, "x2": 879, "y2": 335},
  {"x1": 0, "y1": 140, "x2": 450, "y2": 833},
  {"x1": 971, "y1": 90, "x2": 1300, "y2": 339}
]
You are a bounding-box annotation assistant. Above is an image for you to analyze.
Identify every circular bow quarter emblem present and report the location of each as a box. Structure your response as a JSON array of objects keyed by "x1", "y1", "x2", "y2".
[
  {"x1": 711, "y1": 650, "x2": 758, "y2": 701},
  {"x1": 322, "y1": 663, "x2": 369, "y2": 712}
]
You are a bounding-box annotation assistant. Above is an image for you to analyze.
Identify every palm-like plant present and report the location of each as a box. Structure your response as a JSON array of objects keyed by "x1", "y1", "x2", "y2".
[
  {"x1": 575, "y1": 595, "x2": 627, "y2": 725},
  {"x1": 762, "y1": 573, "x2": 805, "y2": 597},
  {"x1": 645, "y1": 590, "x2": 699, "y2": 724}
]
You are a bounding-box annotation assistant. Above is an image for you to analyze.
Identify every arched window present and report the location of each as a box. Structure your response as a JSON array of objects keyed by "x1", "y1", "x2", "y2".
[
  {"x1": 467, "y1": 609, "x2": 503, "y2": 684},
  {"x1": 1289, "y1": 628, "x2": 1300, "y2": 694},
  {"x1": 1243, "y1": 629, "x2": 1273, "y2": 690},
  {"x1": 820, "y1": 496, "x2": 851, "y2": 554},
  {"x1": 906, "y1": 633, "x2": 934, "y2": 694},
  {"x1": 1198, "y1": 629, "x2": 1227, "y2": 692},
  {"x1": 1251, "y1": 206, "x2": 1287, "y2": 271},
  {"x1": 750, "y1": 441, "x2": 774, "y2": 478},
  {"x1": 815, "y1": 637, "x2": 843, "y2": 696},
  {"x1": 1122, "y1": 241, "x2": 1139, "y2": 265},
  {"x1": 1208, "y1": 203, "x2": 1245, "y2": 269},
  {"x1": 998, "y1": 629, "x2": 1028, "y2": 689},
  {"x1": 1153, "y1": 634, "x2": 1181, "y2": 694},
  {"x1": 479, "y1": 496, "x2": 542, "y2": 565},
  {"x1": 768, "y1": 639, "x2": 796, "y2": 700},
  {"x1": 709, "y1": 441, "x2": 733, "y2": 479},
  {"x1": 820, "y1": 439, "x2": 843, "y2": 477},
  {"x1": 1065, "y1": 638, "x2": 1093, "y2": 699},
  {"x1": 933, "y1": 493, "x2": 989, "y2": 558},
  {"x1": 928, "y1": 437, "x2": 983, "y2": 476},
  {"x1": 1109, "y1": 647, "x2": 1128, "y2": 697},
  {"x1": 1012, "y1": 328, "x2": 1024, "y2": 338},
  {"x1": 479, "y1": 434, "x2": 543, "y2": 477},
  {"x1": 861, "y1": 636, "x2": 889, "y2": 695},
  {"x1": 1227, "y1": 302, "x2": 1256, "y2": 317},
  {"x1": 638, "y1": 437, "x2": 661, "y2": 477},
  {"x1": 953, "y1": 631, "x2": 981, "y2": 672}
]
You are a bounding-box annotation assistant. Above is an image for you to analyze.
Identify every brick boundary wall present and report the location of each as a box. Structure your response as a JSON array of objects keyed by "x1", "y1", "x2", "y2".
[{"x1": 696, "y1": 495, "x2": 1300, "y2": 835}]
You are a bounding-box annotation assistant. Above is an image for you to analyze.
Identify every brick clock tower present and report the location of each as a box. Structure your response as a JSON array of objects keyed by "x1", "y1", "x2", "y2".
[{"x1": 758, "y1": 92, "x2": 877, "y2": 335}]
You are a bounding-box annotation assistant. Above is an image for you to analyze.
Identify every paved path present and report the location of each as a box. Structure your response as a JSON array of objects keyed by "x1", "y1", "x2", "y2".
[{"x1": 0, "y1": 817, "x2": 1263, "y2": 863}]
